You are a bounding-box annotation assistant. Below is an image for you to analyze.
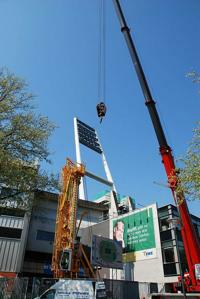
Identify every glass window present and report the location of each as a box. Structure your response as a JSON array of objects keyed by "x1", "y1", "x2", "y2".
[
  {"x1": 163, "y1": 263, "x2": 177, "y2": 275},
  {"x1": 36, "y1": 230, "x2": 54, "y2": 242},
  {"x1": 40, "y1": 289, "x2": 55, "y2": 299},
  {"x1": 176, "y1": 228, "x2": 183, "y2": 242},
  {"x1": 163, "y1": 247, "x2": 175, "y2": 263},
  {"x1": 158, "y1": 210, "x2": 169, "y2": 218},
  {"x1": 161, "y1": 241, "x2": 173, "y2": 248},
  {"x1": 160, "y1": 229, "x2": 172, "y2": 242},
  {"x1": 160, "y1": 218, "x2": 170, "y2": 231},
  {"x1": 0, "y1": 227, "x2": 22, "y2": 239},
  {"x1": 162, "y1": 247, "x2": 177, "y2": 276}
]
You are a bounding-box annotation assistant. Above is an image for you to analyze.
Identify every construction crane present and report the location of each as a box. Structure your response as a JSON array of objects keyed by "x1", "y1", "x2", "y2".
[
  {"x1": 112, "y1": 0, "x2": 200, "y2": 293},
  {"x1": 52, "y1": 159, "x2": 96, "y2": 279}
]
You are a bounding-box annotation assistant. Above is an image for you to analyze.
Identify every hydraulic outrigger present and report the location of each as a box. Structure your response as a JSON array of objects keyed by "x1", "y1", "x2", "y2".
[{"x1": 113, "y1": 0, "x2": 200, "y2": 292}]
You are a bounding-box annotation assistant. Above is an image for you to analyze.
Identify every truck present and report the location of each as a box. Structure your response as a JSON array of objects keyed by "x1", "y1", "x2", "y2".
[
  {"x1": 34, "y1": 279, "x2": 106, "y2": 299},
  {"x1": 112, "y1": 0, "x2": 200, "y2": 293}
]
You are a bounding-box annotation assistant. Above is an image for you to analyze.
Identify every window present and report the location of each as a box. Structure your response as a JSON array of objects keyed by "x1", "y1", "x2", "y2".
[
  {"x1": 163, "y1": 263, "x2": 177, "y2": 275},
  {"x1": 40, "y1": 289, "x2": 55, "y2": 299},
  {"x1": 0, "y1": 227, "x2": 22, "y2": 239},
  {"x1": 160, "y1": 229, "x2": 172, "y2": 242},
  {"x1": 160, "y1": 218, "x2": 170, "y2": 231},
  {"x1": 176, "y1": 228, "x2": 183, "y2": 242},
  {"x1": 36, "y1": 230, "x2": 54, "y2": 242},
  {"x1": 158, "y1": 210, "x2": 169, "y2": 218},
  {"x1": 162, "y1": 247, "x2": 177, "y2": 276},
  {"x1": 162, "y1": 240, "x2": 173, "y2": 248},
  {"x1": 163, "y1": 247, "x2": 175, "y2": 263}
]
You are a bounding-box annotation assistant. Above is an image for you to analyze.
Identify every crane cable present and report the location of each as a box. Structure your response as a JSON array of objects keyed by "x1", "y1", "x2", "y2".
[
  {"x1": 96, "y1": 0, "x2": 107, "y2": 123},
  {"x1": 97, "y1": 0, "x2": 106, "y2": 103}
]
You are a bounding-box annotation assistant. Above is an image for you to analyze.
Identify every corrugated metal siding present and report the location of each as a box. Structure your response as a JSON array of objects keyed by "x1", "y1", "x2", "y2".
[
  {"x1": 0, "y1": 238, "x2": 20, "y2": 271},
  {"x1": 0, "y1": 215, "x2": 24, "y2": 229}
]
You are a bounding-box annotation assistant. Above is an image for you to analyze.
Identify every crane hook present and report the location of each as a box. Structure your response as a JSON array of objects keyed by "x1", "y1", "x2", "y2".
[{"x1": 96, "y1": 102, "x2": 107, "y2": 123}]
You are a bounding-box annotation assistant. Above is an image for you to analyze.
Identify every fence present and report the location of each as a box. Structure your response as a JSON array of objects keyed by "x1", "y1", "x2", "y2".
[
  {"x1": 0, "y1": 278, "x2": 28, "y2": 299},
  {"x1": 0, "y1": 277, "x2": 165, "y2": 299}
]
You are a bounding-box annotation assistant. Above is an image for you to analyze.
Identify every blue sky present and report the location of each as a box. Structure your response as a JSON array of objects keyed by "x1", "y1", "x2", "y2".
[{"x1": 0, "y1": 0, "x2": 199, "y2": 215}]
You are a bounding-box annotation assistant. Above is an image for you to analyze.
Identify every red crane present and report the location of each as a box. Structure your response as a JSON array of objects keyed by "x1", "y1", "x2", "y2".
[{"x1": 113, "y1": 0, "x2": 200, "y2": 292}]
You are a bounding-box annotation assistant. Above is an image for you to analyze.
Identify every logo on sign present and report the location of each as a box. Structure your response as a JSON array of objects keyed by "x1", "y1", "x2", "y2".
[{"x1": 143, "y1": 250, "x2": 153, "y2": 257}]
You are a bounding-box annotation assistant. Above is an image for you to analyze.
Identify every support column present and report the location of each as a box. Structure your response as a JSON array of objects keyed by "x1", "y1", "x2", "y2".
[{"x1": 74, "y1": 117, "x2": 85, "y2": 200}]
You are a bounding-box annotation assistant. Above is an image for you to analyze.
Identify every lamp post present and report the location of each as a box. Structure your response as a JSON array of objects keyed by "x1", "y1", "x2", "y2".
[{"x1": 167, "y1": 217, "x2": 187, "y2": 298}]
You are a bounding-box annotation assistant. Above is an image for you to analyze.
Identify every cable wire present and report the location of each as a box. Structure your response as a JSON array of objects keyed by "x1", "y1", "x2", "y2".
[{"x1": 97, "y1": 0, "x2": 106, "y2": 103}]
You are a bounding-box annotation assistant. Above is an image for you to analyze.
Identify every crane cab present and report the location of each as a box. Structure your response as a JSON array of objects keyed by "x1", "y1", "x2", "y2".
[{"x1": 60, "y1": 249, "x2": 72, "y2": 271}]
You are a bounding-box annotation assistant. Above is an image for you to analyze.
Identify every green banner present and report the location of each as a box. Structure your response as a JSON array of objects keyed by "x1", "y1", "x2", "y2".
[{"x1": 113, "y1": 207, "x2": 156, "y2": 262}]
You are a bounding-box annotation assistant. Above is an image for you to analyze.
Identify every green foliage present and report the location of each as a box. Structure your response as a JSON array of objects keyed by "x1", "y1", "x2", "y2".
[
  {"x1": 0, "y1": 69, "x2": 58, "y2": 205},
  {"x1": 177, "y1": 122, "x2": 200, "y2": 200},
  {"x1": 186, "y1": 71, "x2": 200, "y2": 83},
  {"x1": 186, "y1": 71, "x2": 200, "y2": 93}
]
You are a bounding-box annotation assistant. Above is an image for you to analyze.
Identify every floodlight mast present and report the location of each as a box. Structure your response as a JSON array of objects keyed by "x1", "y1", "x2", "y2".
[{"x1": 113, "y1": 0, "x2": 200, "y2": 292}]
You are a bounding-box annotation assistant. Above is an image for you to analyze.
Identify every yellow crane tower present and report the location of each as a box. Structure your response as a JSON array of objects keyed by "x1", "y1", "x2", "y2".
[{"x1": 52, "y1": 158, "x2": 96, "y2": 279}]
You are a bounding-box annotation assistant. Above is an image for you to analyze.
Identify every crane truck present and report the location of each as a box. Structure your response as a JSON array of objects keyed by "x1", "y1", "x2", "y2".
[{"x1": 112, "y1": 0, "x2": 200, "y2": 293}]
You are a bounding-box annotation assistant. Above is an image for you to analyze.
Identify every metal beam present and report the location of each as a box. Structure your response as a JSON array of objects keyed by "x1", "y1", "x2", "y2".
[{"x1": 85, "y1": 170, "x2": 114, "y2": 187}]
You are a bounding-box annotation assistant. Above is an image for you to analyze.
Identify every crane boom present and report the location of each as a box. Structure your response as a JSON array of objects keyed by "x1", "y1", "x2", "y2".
[
  {"x1": 113, "y1": 0, "x2": 200, "y2": 292},
  {"x1": 52, "y1": 159, "x2": 85, "y2": 278}
]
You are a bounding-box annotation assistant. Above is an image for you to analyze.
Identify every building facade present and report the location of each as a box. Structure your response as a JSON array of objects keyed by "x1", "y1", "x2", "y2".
[
  {"x1": 0, "y1": 190, "x2": 199, "y2": 285},
  {"x1": 0, "y1": 207, "x2": 30, "y2": 277},
  {"x1": 79, "y1": 194, "x2": 200, "y2": 284},
  {"x1": 22, "y1": 190, "x2": 109, "y2": 276}
]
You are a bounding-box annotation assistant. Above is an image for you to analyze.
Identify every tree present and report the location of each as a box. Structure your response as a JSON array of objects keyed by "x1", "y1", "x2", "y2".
[
  {"x1": 186, "y1": 71, "x2": 200, "y2": 93},
  {"x1": 187, "y1": 71, "x2": 200, "y2": 83},
  {"x1": 177, "y1": 71, "x2": 200, "y2": 200},
  {"x1": 177, "y1": 122, "x2": 200, "y2": 201},
  {"x1": 0, "y1": 69, "x2": 58, "y2": 206}
]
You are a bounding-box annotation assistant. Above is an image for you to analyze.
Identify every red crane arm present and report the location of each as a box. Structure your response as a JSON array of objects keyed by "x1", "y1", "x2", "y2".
[{"x1": 113, "y1": 0, "x2": 200, "y2": 291}]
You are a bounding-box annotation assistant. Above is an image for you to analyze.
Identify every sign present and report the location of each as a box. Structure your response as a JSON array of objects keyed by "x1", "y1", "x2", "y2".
[
  {"x1": 51, "y1": 279, "x2": 94, "y2": 299},
  {"x1": 91, "y1": 235, "x2": 123, "y2": 269},
  {"x1": 112, "y1": 206, "x2": 157, "y2": 262}
]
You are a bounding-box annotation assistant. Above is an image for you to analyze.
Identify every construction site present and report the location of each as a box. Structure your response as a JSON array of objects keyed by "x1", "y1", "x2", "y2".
[{"x1": 0, "y1": 0, "x2": 200, "y2": 298}]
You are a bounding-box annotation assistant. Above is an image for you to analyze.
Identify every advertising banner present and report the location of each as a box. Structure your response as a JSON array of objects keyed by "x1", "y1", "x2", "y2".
[
  {"x1": 91, "y1": 235, "x2": 123, "y2": 269},
  {"x1": 112, "y1": 205, "x2": 157, "y2": 262}
]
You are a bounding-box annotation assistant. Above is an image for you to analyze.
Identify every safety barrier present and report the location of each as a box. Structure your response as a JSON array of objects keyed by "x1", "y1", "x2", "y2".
[
  {"x1": 2, "y1": 277, "x2": 192, "y2": 299},
  {"x1": 0, "y1": 277, "x2": 28, "y2": 299}
]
